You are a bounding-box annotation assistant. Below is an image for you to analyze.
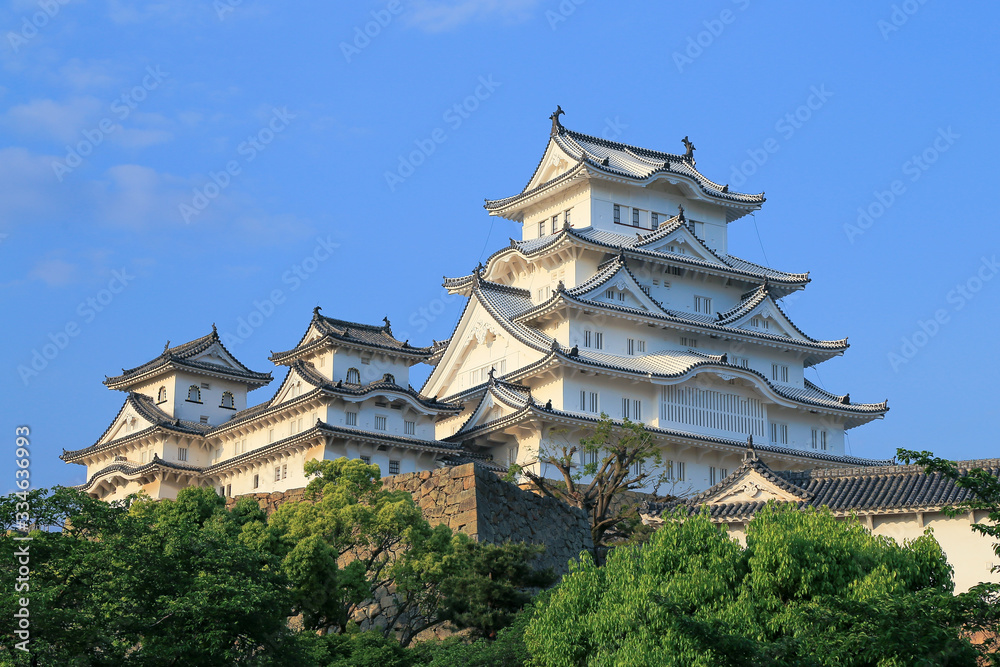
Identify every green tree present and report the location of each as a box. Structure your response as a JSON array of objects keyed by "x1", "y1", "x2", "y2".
[
  {"x1": 510, "y1": 415, "x2": 671, "y2": 553},
  {"x1": 269, "y1": 457, "x2": 551, "y2": 646},
  {"x1": 526, "y1": 503, "x2": 982, "y2": 666},
  {"x1": 0, "y1": 486, "x2": 300, "y2": 666},
  {"x1": 436, "y1": 541, "x2": 556, "y2": 638},
  {"x1": 897, "y1": 448, "x2": 1000, "y2": 566},
  {"x1": 898, "y1": 448, "x2": 1000, "y2": 659}
]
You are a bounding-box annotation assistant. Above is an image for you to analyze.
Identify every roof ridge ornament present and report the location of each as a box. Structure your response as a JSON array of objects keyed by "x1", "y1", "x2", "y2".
[
  {"x1": 163, "y1": 340, "x2": 170, "y2": 352},
  {"x1": 682, "y1": 135, "x2": 696, "y2": 163},
  {"x1": 211, "y1": 323, "x2": 217, "y2": 334},
  {"x1": 548, "y1": 105, "x2": 564, "y2": 136},
  {"x1": 744, "y1": 434, "x2": 757, "y2": 461},
  {"x1": 677, "y1": 204, "x2": 686, "y2": 223},
  {"x1": 382, "y1": 316, "x2": 391, "y2": 332},
  {"x1": 313, "y1": 305, "x2": 322, "y2": 317}
]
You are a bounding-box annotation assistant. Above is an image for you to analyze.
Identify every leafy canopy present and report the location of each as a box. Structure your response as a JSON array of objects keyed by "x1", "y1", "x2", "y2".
[{"x1": 526, "y1": 503, "x2": 982, "y2": 666}]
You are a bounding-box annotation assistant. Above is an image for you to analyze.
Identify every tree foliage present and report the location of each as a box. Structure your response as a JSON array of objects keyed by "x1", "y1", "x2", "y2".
[
  {"x1": 268, "y1": 457, "x2": 552, "y2": 646},
  {"x1": 0, "y1": 486, "x2": 300, "y2": 666},
  {"x1": 510, "y1": 415, "x2": 672, "y2": 551},
  {"x1": 526, "y1": 503, "x2": 984, "y2": 666},
  {"x1": 898, "y1": 447, "x2": 1000, "y2": 659},
  {"x1": 0, "y1": 460, "x2": 555, "y2": 663}
]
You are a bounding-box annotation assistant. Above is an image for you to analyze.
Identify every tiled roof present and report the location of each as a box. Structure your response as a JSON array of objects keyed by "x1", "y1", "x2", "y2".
[
  {"x1": 75, "y1": 455, "x2": 203, "y2": 491},
  {"x1": 61, "y1": 393, "x2": 212, "y2": 462},
  {"x1": 513, "y1": 255, "x2": 846, "y2": 354},
  {"x1": 547, "y1": 347, "x2": 885, "y2": 419},
  {"x1": 484, "y1": 125, "x2": 764, "y2": 218},
  {"x1": 290, "y1": 360, "x2": 461, "y2": 412},
  {"x1": 447, "y1": 385, "x2": 890, "y2": 468},
  {"x1": 443, "y1": 223, "x2": 809, "y2": 296},
  {"x1": 642, "y1": 455, "x2": 1000, "y2": 520},
  {"x1": 473, "y1": 277, "x2": 554, "y2": 351},
  {"x1": 270, "y1": 308, "x2": 435, "y2": 364},
  {"x1": 104, "y1": 326, "x2": 272, "y2": 389}
]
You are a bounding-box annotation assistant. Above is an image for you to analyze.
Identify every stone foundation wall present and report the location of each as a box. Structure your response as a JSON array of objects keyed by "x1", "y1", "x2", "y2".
[{"x1": 228, "y1": 463, "x2": 593, "y2": 574}]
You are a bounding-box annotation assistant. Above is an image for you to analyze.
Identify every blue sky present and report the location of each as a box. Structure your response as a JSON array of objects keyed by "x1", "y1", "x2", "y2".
[{"x1": 2, "y1": 0, "x2": 998, "y2": 492}]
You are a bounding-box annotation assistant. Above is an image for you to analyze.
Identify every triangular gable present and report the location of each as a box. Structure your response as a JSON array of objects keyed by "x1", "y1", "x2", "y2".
[
  {"x1": 422, "y1": 294, "x2": 542, "y2": 400},
  {"x1": 523, "y1": 138, "x2": 580, "y2": 193},
  {"x1": 455, "y1": 383, "x2": 529, "y2": 435},
  {"x1": 728, "y1": 295, "x2": 804, "y2": 342},
  {"x1": 269, "y1": 365, "x2": 317, "y2": 406},
  {"x1": 634, "y1": 221, "x2": 724, "y2": 266},
  {"x1": 189, "y1": 342, "x2": 245, "y2": 371},
  {"x1": 702, "y1": 461, "x2": 811, "y2": 505},
  {"x1": 98, "y1": 398, "x2": 158, "y2": 446},
  {"x1": 573, "y1": 262, "x2": 668, "y2": 315}
]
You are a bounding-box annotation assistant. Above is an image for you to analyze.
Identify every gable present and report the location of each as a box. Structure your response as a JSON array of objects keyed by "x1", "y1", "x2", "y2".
[
  {"x1": 639, "y1": 224, "x2": 723, "y2": 265},
  {"x1": 99, "y1": 402, "x2": 156, "y2": 446},
  {"x1": 577, "y1": 266, "x2": 666, "y2": 315},
  {"x1": 523, "y1": 139, "x2": 579, "y2": 193},
  {"x1": 423, "y1": 297, "x2": 541, "y2": 400},
  {"x1": 457, "y1": 389, "x2": 524, "y2": 434},
  {"x1": 731, "y1": 299, "x2": 799, "y2": 341},
  {"x1": 705, "y1": 467, "x2": 807, "y2": 505},
  {"x1": 190, "y1": 342, "x2": 245, "y2": 371}
]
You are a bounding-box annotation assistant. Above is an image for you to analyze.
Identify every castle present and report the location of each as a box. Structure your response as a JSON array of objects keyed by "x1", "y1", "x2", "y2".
[{"x1": 63, "y1": 110, "x2": 892, "y2": 502}]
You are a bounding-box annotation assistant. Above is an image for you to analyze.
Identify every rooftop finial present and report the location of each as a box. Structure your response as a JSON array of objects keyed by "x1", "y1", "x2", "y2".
[
  {"x1": 313, "y1": 305, "x2": 322, "y2": 316},
  {"x1": 549, "y1": 105, "x2": 565, "y2": 135},
  {"x1": 682, "y1": 135, "x2": 696, "y2": 161},
  {"x1": 744, "y1": 434, "x2": 757, "y2": 461},
  {"x1": 488, "y1": 366, "x2": 495, "y2": 381},
  {"x1": 163, "y1": 340, "x2": 170, "y2": 352},
  {"x1": 211, "y1": 323, "x2": 217, "y2": 334},
  {"x1": 677, "y1": 204, "x2": 686, "y2": 223},
  {"x1": 474, "y1": 262, "x2": 484, "y2": 274},
  {"x1": 382, "y1": 316, "x2": 391, "y2": 330}
]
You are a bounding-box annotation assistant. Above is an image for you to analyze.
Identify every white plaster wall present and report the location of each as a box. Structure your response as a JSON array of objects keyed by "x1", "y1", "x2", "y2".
[
  {"x1": 331, "y1": 348, "x2": 412, "y2": 387},
  {"x1": 170, "y1": 372, "x2": 250, "y2": 426},
  {"x1": 520, "y1": 183, "x2": 592, "y2": 241}
]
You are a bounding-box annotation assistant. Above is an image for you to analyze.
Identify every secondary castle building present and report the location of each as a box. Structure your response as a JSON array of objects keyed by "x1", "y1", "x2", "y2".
[
  {"x1": 640, "y1": 449, "x2": 1000, "y2": 592},
  {"x1": 62, "y1": 313, "x2": 467, "y2": 501},
  {"x1": 425, "y1": 109, "x2": 891, "y2": 493},
  {"x1": 65, "y1": 110, "x2": 892, "y2": 501}
]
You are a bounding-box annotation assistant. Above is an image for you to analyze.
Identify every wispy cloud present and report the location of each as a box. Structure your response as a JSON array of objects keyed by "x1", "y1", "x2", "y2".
[
  {"x1": 28, "y1": 257, "x2": 78, "y2": 286},
  {"x1": 407, "y1": 0, "x2": 539, "y2": 32},
  {"x1": 57, "y1": 58, "x2": 121, "y2": 90},
  {"x1": 4, "y1": 97, "x2": 103, "y2": 143}
]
